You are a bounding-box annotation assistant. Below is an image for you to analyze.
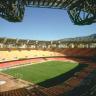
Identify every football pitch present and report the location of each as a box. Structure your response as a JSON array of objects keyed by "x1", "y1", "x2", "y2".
[{"x1": 2, "y1": 61, "x2": 78, "y2": 84}]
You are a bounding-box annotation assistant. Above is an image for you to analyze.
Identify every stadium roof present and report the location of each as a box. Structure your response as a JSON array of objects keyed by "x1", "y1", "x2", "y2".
[{"x1": 0, "y1": 0, "x2": 96, "y2": 25}]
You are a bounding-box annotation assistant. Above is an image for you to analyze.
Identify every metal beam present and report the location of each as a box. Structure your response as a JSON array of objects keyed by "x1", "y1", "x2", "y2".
[{"x1": 0, "y1": 0, "x2": 95, "y2": 25}]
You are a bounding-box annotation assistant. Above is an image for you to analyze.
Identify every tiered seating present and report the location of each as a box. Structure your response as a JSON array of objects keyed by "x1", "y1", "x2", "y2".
[
  {"x1": 0, "y1": 87, "x2": 48, "y2": 96},
  {"x1": 0, "y1": 48, "x2": 95, "y2": 96},
  {"x1": 0, "y1": 50, "x2": 63, "y2": 62},
  {"x1": 65, "y1": 69, "x2": 96, "y2": 96},
  {"x1": 0, "y1": 59, "x2": 96, "y2": 96},
  {"x1": 0, "y1": 48, "x2": 95, "y2": 63},
  {"x1": 39, "y1": 84, "x2": 72, "y2": 96},
  {"x1": 1, "y1": 67, "x2": 96, "y2": 96},
  {"x1": 38, "y1": 62, "x2": 96, "y2": 96},
  {"x1": 0, "y1": 88, "x2": 30, "y2": 96},
  {"x1": 58, "y1": 48, "x2": 96, "y2": 57}
]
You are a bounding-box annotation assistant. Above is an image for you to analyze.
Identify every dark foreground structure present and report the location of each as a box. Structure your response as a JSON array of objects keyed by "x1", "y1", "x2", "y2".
[{"x1": 0, "y1": 0, "x2": 96, "y2": 25}]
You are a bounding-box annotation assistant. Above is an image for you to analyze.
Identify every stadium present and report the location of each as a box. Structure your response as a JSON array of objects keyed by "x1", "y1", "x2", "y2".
[{"x1": 0, "y1": 0, "x2": 96, "y2": 96}]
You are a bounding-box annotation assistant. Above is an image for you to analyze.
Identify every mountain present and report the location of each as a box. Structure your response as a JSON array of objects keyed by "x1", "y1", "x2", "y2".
[
  {"x1": 88, "y1": 34, "x2": 96, "y2": 38},
  {"x1": 59, "y1": 34, "x2": 96, "y2": 41}
]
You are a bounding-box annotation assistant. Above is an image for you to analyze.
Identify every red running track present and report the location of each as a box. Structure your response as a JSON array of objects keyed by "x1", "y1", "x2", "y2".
[
  {"x1": 0, "y1": 57, "x2": 72, "y2": 69},
  {"x1": 0, "y1": 58, "x2": 44, "y2": 68}
]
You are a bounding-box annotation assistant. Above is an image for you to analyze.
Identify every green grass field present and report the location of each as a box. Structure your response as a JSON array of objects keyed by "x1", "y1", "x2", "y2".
[{"x1": 2, "y1": 61, "x2": 78, "y2": 84}]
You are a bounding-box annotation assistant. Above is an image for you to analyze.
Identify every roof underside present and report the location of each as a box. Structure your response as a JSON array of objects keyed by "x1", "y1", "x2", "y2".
[{"x1": 0, "y1": 0, "x2": 96, "y2": 25}]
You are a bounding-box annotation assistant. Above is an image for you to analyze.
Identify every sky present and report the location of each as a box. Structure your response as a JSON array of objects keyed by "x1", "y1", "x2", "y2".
[{"x1": 0, "y1": 7, "x2": 96, "y2": 40}]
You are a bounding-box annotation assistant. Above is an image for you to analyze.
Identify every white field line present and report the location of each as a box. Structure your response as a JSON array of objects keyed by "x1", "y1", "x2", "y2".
[
  {"x1": 0, "y1": 61, "x2": 46, "y2": 71},
  {"x1": 0, "y1": 59, "x2": 77, "y2": 71}
]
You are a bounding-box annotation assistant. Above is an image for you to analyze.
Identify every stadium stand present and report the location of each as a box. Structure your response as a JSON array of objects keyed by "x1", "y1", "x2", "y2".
[
  {"x1": 0, "y1": 0, "x2": 96, "y2": 94},
  {"x1": 0, "y1": 48, "x2": 95, "y2": 63},
  {"x1": 0, "y1": 50, "x2": 63, "y2": 62},
  {"x1": 1, "y1": 66, "x2": 96, "y2": 96},
  {"x1": 0, "y1": 37, "x2": 96, "y2": 96},
  {"x1": 58, "y1": 48, "x2": 96, "y2": 57},
  {"x1": 64, "y1": 69, "x2": 96, "y2": 96}
]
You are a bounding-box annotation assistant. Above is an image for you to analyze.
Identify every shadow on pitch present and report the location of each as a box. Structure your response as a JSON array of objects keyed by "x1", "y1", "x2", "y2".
[{"x1": 37, "y1": 64, "x2": 88, "y2": 88}]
